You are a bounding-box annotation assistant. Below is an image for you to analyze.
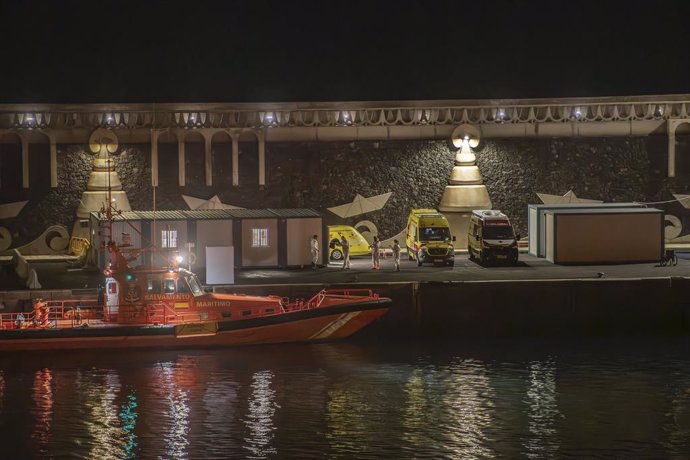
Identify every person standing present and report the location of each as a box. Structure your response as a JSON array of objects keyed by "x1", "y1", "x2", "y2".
[
  {"x1": 392, "y1": 239, "x2": 401, "y2": 271},
  {"x1": 340, "y1": 234, "x2": 351, "y2": 269},
  {"x1": 310, "y1": 234, "x2": 320, "y2": 269},
  {"x1": 15, "y1": 312, "x2": 25, "y2": 329},
  {"x1": 370, "y1": 236, "x2": 381, "y2": 270}
]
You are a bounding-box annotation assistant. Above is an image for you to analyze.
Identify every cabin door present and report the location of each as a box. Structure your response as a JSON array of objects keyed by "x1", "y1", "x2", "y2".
[{"x1": 105, "y1": 276, "x2": 119, "y2": 319}]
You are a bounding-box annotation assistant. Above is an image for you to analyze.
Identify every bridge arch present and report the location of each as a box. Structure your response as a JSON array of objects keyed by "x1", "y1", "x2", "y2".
[
  {"x1": 154, "y1": 130, "x2": 178, "y2": 188},
  {"x1": 0, "y1": 131, "x2": 25, "y2": 194},
  {"x1": 182, "y1": 130, "x2": 205, "y2": 188},
  {"x1": 673, "y1": 122, "x2": 690, "y2": 179},
  {"x1": 238, "y1": 130, "x2": 260, "y2": 187},
  {"x1": 211, "y1": 130, "x2": 232, "y2": 187}
]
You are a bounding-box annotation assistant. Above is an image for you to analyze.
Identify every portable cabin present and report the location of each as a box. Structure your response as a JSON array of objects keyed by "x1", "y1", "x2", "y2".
[
  {"x1": 89, "y1": 210, "x2": 190, "y2": 270},
  {"x1": 543, "y1": 207, "x2": 664, "y2": 264},
  {"x1": 528, "y1": 203, "x2": 646, "y2": 257},
  {"x1": 270, "y1": 208, "x2": 323, "y2": 267},
  {"x1": 90, "y1": 208, "x2": 323, "y2": 272}
]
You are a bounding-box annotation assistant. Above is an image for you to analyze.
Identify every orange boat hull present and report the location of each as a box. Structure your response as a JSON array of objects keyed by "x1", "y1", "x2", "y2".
[{"x1": 0, "y1": 304, "x2": 389, "y2": 352}]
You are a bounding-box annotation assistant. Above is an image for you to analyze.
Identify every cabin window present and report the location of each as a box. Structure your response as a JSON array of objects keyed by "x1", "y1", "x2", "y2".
[
  {"x1": 251, "y1": 228, "x2": 269, "y2": 247},
  {"x1": 242, "y1": 310, "x2": 252, "y2": 316},
  {"x1": 187, "y1": 275, "x2": 204, "y2": 296},
  {"x1": 147, "y1": 279, "x2": 161, "y2": 294},
  {"x1": 163, "y1": 279, "x2": 176, "y2": 294},
  {"x1": 161, "y1": 230, "x2": 178, "y2": 249},
  {"x1": 222, "y1": 311, "x2": 232, "y2": 318},
  {"x1": 177, "y1": 279, "x2": 189, "y2": 293},
  {"x1": 264, "y1": 308, "x2": 275, "y2": 314},
  {"x1": 108, "y1": 282, "x2": 117, "y2": 294}
]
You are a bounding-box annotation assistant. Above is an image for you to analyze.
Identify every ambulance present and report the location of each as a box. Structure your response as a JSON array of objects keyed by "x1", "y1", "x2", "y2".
[
  {"x1": 405, "y1": 209, "x2": 455, "y2": 266},
  {"x1": 467, "y1": 210, "x2": 519, "y2": 264}
]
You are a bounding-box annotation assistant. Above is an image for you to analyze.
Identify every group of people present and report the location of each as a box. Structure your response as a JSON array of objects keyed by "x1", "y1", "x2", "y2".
[{"x1": 310, "y1": 234, "x2": 401, "y2": 271}]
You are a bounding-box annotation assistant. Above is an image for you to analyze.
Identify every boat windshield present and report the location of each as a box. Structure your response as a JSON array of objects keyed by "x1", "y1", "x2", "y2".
[
  {"x1": 420, "y1": 227, "x2": 451, "y2": 242},
  {"x1": 185, "y1": 274, "x2": 204, "y2": 297}
]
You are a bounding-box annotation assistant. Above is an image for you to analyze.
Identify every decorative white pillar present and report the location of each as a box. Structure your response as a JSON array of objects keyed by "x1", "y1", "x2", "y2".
[
  {"x1": 232, "y1": 136, "x2": 239, "y2": 186},
  {"x1": 204, "y1": 132, "x2": 213, "y2": 186},
  {"x1": 668, "y1": 119, "x2": 677, "y2": 178},
  {"x1": 151, "y1": 130, "x2": 159, "y2": 187},
  {"x1": 178, "y1": 138, "x2": 186, "y2": 187},
  {"x1": 21, "y1": 137, "x2": 29, "y2": 189},
  {"x1": 258, "y1": 135, "x2": 265, "y2": 186}
]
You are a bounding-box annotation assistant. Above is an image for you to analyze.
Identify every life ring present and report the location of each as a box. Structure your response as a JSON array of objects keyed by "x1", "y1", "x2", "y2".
[{"x1": 187, "y1": 252, "x2": 197, "y2": 265}]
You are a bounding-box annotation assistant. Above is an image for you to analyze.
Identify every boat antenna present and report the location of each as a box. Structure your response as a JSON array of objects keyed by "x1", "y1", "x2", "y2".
[{"x1": 152, "y1": 102, "x2": 157, "y2": 264}]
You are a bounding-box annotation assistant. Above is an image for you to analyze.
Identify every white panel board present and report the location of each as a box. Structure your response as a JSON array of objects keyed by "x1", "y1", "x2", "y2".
[{"x1": 206, "y1": 246, "x2": 234, "y2": 285}]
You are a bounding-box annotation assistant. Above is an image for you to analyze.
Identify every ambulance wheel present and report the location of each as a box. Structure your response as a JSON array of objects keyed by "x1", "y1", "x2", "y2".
[
  {"x1": 416, "y1": 254, "x2": 423, "y2": 266},
  {"x1": 330, "y1": 249, "x2": 343, "y2": 261},
  {"x1": 480, "y1": 251, "x2": 487, "y2": 264},
  {"x1": 468, "y1": 248, "x2": 475, "y2": 261},
  {"x1": 448, "y1": 261, "x2": 455, "y2": 267}
]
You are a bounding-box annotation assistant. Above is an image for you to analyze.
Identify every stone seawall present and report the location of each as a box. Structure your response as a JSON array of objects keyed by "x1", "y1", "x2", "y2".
[
  {"x1": 0, "y1": 137, "x2": 674, "y2": 250},
  {"x1": 213, "y1": 278, "x2": 690, "y2": 338}
]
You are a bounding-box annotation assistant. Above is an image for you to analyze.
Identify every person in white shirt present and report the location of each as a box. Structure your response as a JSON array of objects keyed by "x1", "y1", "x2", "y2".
[
  {"x1": 369, "y1": 236, "x2": 381, "y2": 270},
  {"x1": 392, "y1": 239, "x2": 401, "y2": 271},
  {"x1": 310, "y1": 234, "x2": 320, "y2": 269},
  {"x1": 340, "y1": 234, "x2": 351, "y2": 269}
]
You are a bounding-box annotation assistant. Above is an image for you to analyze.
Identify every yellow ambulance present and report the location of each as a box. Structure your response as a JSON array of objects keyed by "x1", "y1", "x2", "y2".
[
  {"x1": 405, "y1": 209, "x2": 456, "y2": 266},
  {"x1": 328, "y1": 225, "x2": 371, "y2": 260}
]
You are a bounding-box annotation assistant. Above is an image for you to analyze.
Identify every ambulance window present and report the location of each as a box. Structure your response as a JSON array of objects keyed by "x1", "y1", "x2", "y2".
[
  {"x1": 108, "y1": 282, "x2": 117, "y2": 294},
  {"x1": 147, "y1": 279, "x2": 161, "y2": 294},
  {"x1": 177, "y1": 279, "x2": 190, "y2": 293},
  {"x1": 163, "y1": 279, "x2": 176, "y2": 294}
]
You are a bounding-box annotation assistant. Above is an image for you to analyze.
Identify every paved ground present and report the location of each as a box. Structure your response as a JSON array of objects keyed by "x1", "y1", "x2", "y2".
[{"x1": 3, "y1": 250, "x2": 688, "y2": 291}]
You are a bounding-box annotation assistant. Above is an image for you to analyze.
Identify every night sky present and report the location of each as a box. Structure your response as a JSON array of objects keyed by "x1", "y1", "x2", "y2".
[{"x1": 1, "y1": 0, "x2": 690, "y2": 104}]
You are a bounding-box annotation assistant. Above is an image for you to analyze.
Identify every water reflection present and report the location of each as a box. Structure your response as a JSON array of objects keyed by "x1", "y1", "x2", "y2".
[
  {"x1": 665, "y1": 375, "x2": 690, "y2": 455},
  {"x1": 82, "y1": 371, "x2": 128, "y2": 459},
  {"x1": 442, "y1": 359, "x2": 495, "y2": 459},
  {"x1": 401, "y1": 368, "x2": 430, "y2": 448},
  {"x1": 201, "y1": 374, "x2": 241, "y2": 456},
  {"x1": 118, "y1": 391, "x2": 138, "y2": 459},
  {"x1": 157, "y1": 361, "x2": 191, "y2": 458},
  {"x1": 31, "y1": 368, "x2": 53, "y2": 456},
  {"x1": 524, "y1": 358, "x2": 561, "y2": 458},
  {"x1": 0, "y1": 339, "x2": 688, "y2": 458},
  {"x1": 243, "y1": 370, "x2": 278, "y2": 458},
  {"x1": 0, "y1": 370, "x2": 5, "y2": 409}
]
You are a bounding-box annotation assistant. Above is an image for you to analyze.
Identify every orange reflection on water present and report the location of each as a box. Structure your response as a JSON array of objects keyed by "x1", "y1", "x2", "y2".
[{"x1": 31, "y1": 368, "x2": 53, "y2": 455}]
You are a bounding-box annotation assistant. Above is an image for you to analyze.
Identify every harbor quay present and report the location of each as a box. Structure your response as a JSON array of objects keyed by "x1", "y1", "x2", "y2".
[{"x1": 2, "y1": 252, "x2": 689, "y2": 338}]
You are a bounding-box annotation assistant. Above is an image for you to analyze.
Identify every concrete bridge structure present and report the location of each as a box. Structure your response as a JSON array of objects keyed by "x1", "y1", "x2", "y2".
[{"x1": 1, "y1": 94, "x2": 690, "y2": 190}]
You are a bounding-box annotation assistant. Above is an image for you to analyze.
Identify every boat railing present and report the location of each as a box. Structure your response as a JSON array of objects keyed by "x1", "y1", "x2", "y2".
[
  {"x1": 294, "y1": 288, "x2": 378, "y2": 310},
  {"x1": 144, "y1": 301, "x2": 197, "y2": 325},
  {"x1": 0, "y1": 299, "x2": 101, "y2": 329}
]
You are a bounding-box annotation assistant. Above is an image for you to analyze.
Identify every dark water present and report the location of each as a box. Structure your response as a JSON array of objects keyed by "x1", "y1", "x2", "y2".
[{"x1": 1, "y1": 337, "x2": 690, "y2": 459}]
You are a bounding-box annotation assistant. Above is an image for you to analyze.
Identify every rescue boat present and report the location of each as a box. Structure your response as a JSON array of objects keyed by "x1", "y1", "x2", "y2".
[
  {"x1": 0, "y1": 207, "x2": 390, "y2": 351},
  {"x1": 0, "y1": 256, "x2": 390, "y2": 351}
]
